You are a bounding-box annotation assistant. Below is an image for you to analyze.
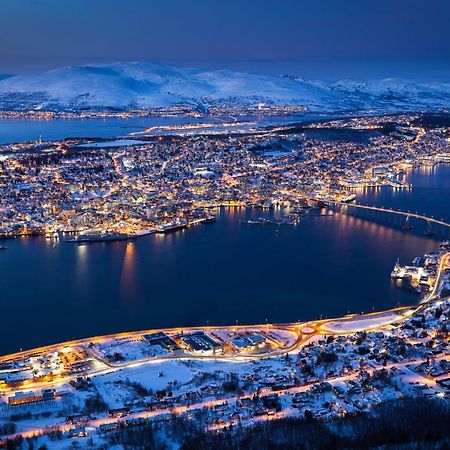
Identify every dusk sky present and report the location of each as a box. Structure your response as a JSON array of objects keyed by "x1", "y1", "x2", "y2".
[{"x1": 2, "y1": 0, "x2": 450, "y2": 77}]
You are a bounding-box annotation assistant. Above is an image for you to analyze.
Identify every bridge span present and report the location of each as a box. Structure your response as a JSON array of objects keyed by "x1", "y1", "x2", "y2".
[{"x1": 325, "y1": 200, "x2": 450, "y2": 229}]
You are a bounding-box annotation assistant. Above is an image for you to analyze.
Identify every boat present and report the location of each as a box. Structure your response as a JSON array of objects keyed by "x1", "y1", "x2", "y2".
[
  {"x1": 307, "y1": 198, "x2": 325, "y2": 208},
  {"x1": 391, "y1": 259, "x2": 412, "y2": 280},
  {"x1": 66, "y1": 231, "x2": 131, "y2": 243},
  {"x1": 341, "y1": 194, "x2": 356, "y2": 203},
  {"x1": 157, "y1": 218, "x2": 188, "y2": 233},
  {"x1": 387, "y1": 178, "x2": 412, "y2": 189},
  {"x1": 132, "y1": 229, "x2": 156, "y2": 237},
  {"x1": 391, "y1": 259, "x2": 402, "y2": 278},
  {"x1": 202, "y1": 216, "x2": 217, "y2": 224},
  {"x1": 0, "y1": 246, "x2": 7, "y2": 251}
]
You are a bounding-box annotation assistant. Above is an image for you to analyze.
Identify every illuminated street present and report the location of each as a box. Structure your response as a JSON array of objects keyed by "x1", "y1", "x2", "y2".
[{"x1": 1, "y1": 1, "x2": 450, "y2": 447}]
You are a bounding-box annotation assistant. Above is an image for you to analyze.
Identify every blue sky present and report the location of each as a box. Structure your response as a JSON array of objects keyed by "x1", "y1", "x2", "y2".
[{"x1": 1, "y1": 0, "x2": 450, "y2": 77}]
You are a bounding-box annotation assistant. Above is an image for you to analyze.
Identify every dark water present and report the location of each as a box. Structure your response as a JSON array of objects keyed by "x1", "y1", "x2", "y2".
[
  {"x1": 1, "y1": 164, "x2": 449, "y2": 355},
  {"x1": 0, "y1": 117, "x2": 215, "y2": 145},
  {"x1": 0, "y1": 115, "x2": 308, "y2": 145}
]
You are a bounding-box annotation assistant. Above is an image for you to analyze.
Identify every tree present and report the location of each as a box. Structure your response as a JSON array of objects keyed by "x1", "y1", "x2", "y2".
[
  {"x1": 304, "y1": 409, "x2": 314, "y2": 423},
  {"x1": 316, "y1": 351, "x2": 338, "y2": 364}
]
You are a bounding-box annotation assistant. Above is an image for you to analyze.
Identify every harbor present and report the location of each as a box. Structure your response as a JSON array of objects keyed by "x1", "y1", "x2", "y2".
[{"x1": 0, "y1": 111, "x2": 449, "y2": 354}]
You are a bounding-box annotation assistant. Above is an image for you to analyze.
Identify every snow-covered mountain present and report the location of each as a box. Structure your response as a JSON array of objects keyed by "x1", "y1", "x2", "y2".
[{"x1": 0, "y1": 62, "x2": 448, "y2": 113}]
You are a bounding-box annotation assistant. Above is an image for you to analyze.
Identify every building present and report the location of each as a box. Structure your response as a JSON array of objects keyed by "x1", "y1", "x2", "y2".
[
  {"x1": 143, "y1": 332, "x2": 179, "y2": 351},
  {"x1": 180, "y1": 331, "x2": 224, "y2": 355},
  {"x1": 42, "y1": 388, "x2": 57, "y2": 401},
  {"x1": 8, "y1": 391, "x2": 42, "y2": 405},
  {"x1": 231, "y1": 333, "x2": 266, "y2": 352}
]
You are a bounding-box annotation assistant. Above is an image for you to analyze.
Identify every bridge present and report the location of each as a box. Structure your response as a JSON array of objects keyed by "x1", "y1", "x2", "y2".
[{"x1": 325, "y1": 200, "x2": 450, "y2": 229}]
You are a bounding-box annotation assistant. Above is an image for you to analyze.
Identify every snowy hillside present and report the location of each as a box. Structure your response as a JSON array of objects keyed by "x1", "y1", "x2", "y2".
[{"x1": 0, "y1": 62, "x2": 448, "y2": 113}]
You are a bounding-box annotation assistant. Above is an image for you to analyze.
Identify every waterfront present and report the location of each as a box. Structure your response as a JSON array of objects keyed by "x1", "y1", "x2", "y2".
[
  {"x1": 0, "y1": 164, "x2": 448, "y2": 355},
  {"x1": 0, "y1": 117, "x2": 218, "y2": 145},
  {"x1": 0, "y1": 114, "x2": 309, "y2": 145}
]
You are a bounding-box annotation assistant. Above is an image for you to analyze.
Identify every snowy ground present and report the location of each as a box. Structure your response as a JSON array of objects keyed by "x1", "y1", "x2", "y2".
[
  {"x1": 92, "y1": 360, "x2": 194, "y2": 408},
  {"x1": 78, "y1": 139, "x2": 147, "y2": 147},
  {"x1": 320, "y1": 312, "x2": 403, "y2": 333},
  {"x1": 90, "y1": 337, "x2": 167, "y2": 363}
]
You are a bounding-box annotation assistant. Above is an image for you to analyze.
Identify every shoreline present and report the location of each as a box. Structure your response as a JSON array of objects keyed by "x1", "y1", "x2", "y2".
[
  {"x1": 0, "y1": 251, "x2": 448, "y2": 449},
  {"x1": 2, "y1": 246, "x2": 448, "y2": 361}
]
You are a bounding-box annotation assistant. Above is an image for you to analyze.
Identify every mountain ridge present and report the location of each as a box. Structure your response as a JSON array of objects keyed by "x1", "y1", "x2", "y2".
[{"x1": 0, "y1": 61, "x2": 449, "y2": 113}]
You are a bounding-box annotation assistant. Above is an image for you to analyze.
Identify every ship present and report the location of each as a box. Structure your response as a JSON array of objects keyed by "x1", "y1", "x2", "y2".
[
  {"x1": 387, "y1": 178, "x2": 412, "y2": 189},
  {"x1": 390, "y1": 259, "x2": 411, "y2": 279},
  {"x1": 307, "y1": 198, "x2": 325, "y2": 208},
  {"x1": 341, "y1": 194, "x2": 356, "y2": 203},
  {"x1": 391, "y1": 259, "x2": 402, "y2": 278},
  {"x1": 67, "y1": 230, "x2": 131, "y2": 243},
  {"x1": 157, "y1": 218, "x2": 188, "y2": 233},
  {"x1": 45, "y1": 231, "x2": 59, "y2": 240}
]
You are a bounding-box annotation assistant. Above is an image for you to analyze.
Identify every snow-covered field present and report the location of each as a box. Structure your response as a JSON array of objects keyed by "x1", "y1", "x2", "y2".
[
  {"x1": 92, "y1": 360, "x2": 194, "y2": 408},
  {"x1": 91, "y1": 337, "x2": 167, "y2": 363},
  {"x1": 78, "y1": 139, "x2": 147, "y2": 148},
  {"x1": 320, "y1": 312, "x2": 402, "y2": 333},
  {"x1": 90, "y1": 356, "x2": 291, "y2": 409}
]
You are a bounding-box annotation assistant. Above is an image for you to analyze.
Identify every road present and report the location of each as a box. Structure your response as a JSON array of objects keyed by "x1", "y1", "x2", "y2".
[
  {"x1": 0, "y1": 251, "x2": 447, "y2": 444},
  {"x1": 0, "y1": 252, "x2": 447, "y2": 442},
  {"x1": 422, "y1": 251, "x2": 450, "y2": 301},
  {"x1": 1, "y1": 252, "x2": 448, "y2": 396},
  {"x1": 6, "y1": 352, "x2": 450, "y2": 442}
]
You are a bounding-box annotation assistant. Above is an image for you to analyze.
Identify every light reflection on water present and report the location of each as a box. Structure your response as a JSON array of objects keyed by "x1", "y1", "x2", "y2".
[{"x1": 0, "y1": 164, "x2": 449, "y2": 354}]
